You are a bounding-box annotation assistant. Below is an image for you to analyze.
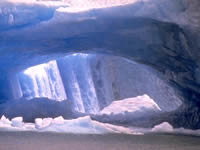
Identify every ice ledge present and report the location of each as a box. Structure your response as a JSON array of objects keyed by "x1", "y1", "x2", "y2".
[
  {"x1": 0, "y1": 115, "x2": 140, "y2": 135},
  {"x1": 1, "y1": 115, "x2": 200, "y2": 136}
]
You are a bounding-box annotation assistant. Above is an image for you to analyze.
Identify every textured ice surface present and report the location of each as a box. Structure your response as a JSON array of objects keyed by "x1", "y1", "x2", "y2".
[
  {"x1": 57, "y1": 54, "x2": 99, "y2": 114},
  {"x1": 100, "y1": 95, "x2": 161, "y2": 115},
  {"x1": 0, "y1": 115, "x2": 139, "y2": 134},
  {"x1": 0, "y1": 115, "x2": 200, "y2": 136},
  {"x1": 18, "y1": 60, "x2": 67, "y2": 101}
]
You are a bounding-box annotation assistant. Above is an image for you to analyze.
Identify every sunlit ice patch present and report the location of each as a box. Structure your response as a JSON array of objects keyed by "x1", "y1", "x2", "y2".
[{"x1": 4, "y1": 0, "x2": 140, "y2": 12}]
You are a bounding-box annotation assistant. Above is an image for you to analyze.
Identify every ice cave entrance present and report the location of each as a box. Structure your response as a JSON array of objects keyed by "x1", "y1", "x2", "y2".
[{"x1": 12, "y1": 53, "x2": 182, "y2": 114}]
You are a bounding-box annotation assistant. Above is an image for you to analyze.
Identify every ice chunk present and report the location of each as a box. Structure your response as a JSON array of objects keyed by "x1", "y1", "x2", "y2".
[
  {"x1": 40, "y1": 116, "x2": 141, "y2": 134},
  {"x1": 35, "y1": 118, "x2": 52, "y2": 129},
  {"x1": 0, "y1": 115, "x2": 11, "y2": 125},
  {"x1": 53, "y1": 116, "x2": 65, "y2": 124},
  {"x1": 0, "y1": 116, "x2": 140, "y2": 135},
  {"x1": 0, "y1": 115, "x2": 12, "y2": 128},
  {"x1": 43, "y1": 116, "x2": 110, "y2": 134},
  {"x1": 100, "y1": 94, "x2": 161, "y2": 116},
  {"x1": 152, "y1": 122, "x2": 173, "y2": 132},
  {"x1": 35, "y1": 118, "x2": 43, "y2": 129},
  {"x1": 42, "y1": 118, "x2": 53, "y2": 127},
  {"x1": 11, "y1": 117, "x2": 23, "y2": 127}
]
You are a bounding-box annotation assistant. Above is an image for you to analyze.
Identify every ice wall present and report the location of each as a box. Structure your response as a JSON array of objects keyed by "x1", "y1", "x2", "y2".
[
  {"x1": 9, "y1": 74, "x2": 22, "y2": 100},
  {"x1": 11, "y1": 53, "x2": 182, "y2": 115},
  {"x1": 89, "y1": 55, "x2": 114, "y2": 109},
  {"x1": 17, "y1": 60, "x2": 67, "y2": 101},
  {"x1": 105, "y1": 56, "x2": 182, "y2": 112},
  {"x1": 57, "y1": 54, "x2": 100, "y2": 114}
]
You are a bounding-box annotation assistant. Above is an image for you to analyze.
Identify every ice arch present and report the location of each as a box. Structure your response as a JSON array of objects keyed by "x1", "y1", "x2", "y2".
[{"x1": 11, "y1": 53, "x2": 182, "y2": 114}]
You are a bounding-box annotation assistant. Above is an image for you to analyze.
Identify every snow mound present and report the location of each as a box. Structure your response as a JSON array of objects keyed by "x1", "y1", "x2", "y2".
[
  {"x1": 100, "y1": 94, "x2": 161, "y2": 116},
  {"x1": 152, "y1": 122, "x2": 173, "y2": 132}
]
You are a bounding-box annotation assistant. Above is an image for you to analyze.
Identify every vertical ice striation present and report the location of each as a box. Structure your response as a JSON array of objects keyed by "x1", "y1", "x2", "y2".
[
  {"x1": 74, "y1": 54, "x2": 99, "y2": 113},
  {"x1": 57, "y1": 53, "x2": 100, "y2": 114},
  {"x1": 57, "y1": 56, "x2": 85, "y2": 113},
  {"x1": 89, "y1": 55, "x2": 114, "y2": 109},
  {"x1": 18, "y1": 60, "x2": 67, "y2": 101},
  {"x1": 13, "y1": 53, "x2": 182, "y2": 114}
]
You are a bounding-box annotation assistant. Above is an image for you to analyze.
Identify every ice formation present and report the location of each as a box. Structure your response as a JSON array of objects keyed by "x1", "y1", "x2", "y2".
[
  {"x1": 11, "y1": 117, "x2": 23, "y2": 127},
  {"x1": 1, "y1": 115, "x2": 200, "y2": 136},
  {"x1": 0, "y1": 115, "x2": 139, "y2": 134},
  {"x1": 11, "y1": 54, "x2": 182, "y2": 115},
  {"x1": 100, "y1": 95, "x2": 161, "y2": 116},
  {"x1": 57, "y1": 54, "x2": 100, "y2": 114},
  {"x1": 152, "y1": 122, "x2": 173, "y2": 132},
  {"x1": 18, "y1": 60, "x2": 67, "y2": 101}
]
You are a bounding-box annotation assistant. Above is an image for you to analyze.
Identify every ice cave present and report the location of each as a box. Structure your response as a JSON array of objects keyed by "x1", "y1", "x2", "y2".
[{"x1": 0, "y1": 0, "x2": 200, "y2": 150}]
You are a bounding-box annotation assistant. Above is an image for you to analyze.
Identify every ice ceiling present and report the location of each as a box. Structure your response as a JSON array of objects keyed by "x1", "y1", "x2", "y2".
[{"x1": 0, "y1": 0, "x2": 200, "y2": 129}]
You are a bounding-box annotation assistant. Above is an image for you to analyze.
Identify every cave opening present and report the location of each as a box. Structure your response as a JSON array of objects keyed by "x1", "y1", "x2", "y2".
[{"x1": 0, "y1": 52, "x2": 182, "y2": 128}]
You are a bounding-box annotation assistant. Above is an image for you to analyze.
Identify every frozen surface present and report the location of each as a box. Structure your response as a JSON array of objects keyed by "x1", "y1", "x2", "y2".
[
  {"x1": 100, "y1": 94, "x2": 161, "y2": 115},
  {"x1": 0, "y1": 115, "x2": 138, "y2": 134},
  {"x1": 1, "y1": 115, "x2": 200, "y2": 136}
]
